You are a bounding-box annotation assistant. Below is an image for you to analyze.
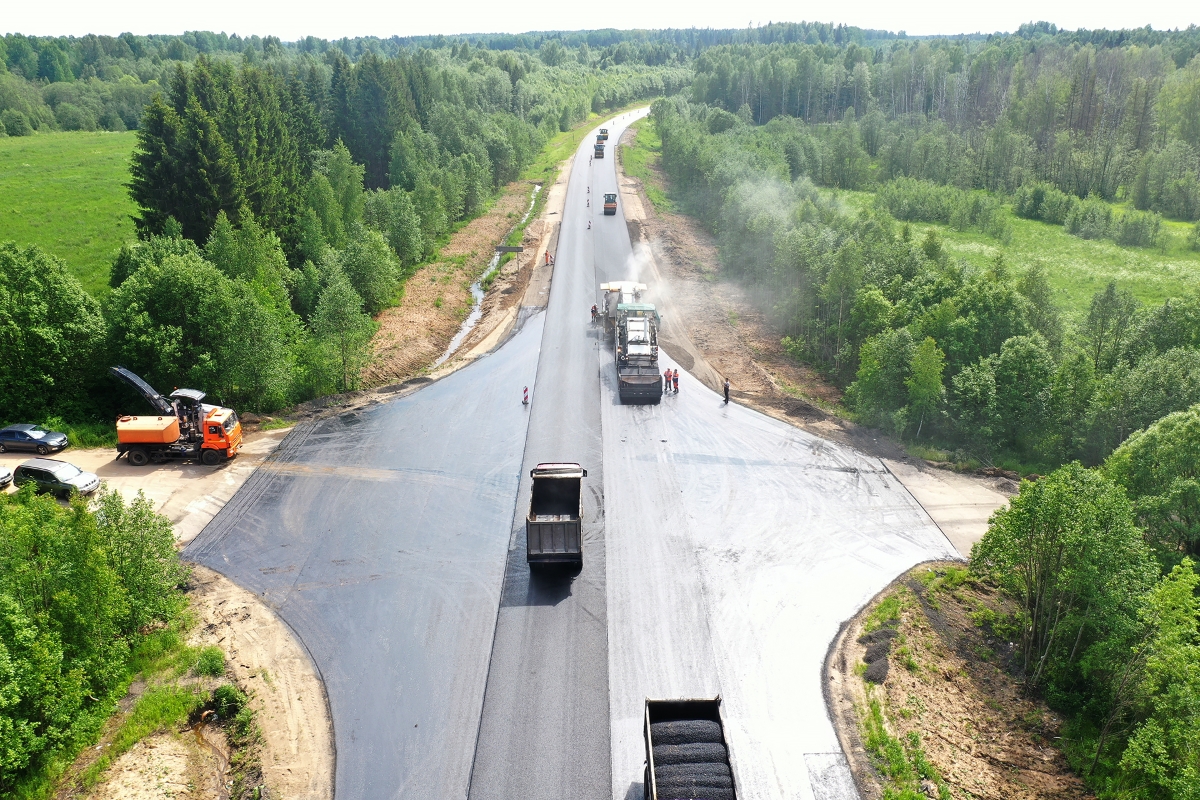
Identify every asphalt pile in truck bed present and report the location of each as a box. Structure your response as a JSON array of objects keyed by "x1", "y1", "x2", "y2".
[{"x1": 651, "y1": 720, "x2": 734, "y2": 800}]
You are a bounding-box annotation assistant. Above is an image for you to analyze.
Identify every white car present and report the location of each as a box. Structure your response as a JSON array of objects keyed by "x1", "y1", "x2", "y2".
[{"x1": 0, "y1": 465, "x2": 11, "y2": 490}]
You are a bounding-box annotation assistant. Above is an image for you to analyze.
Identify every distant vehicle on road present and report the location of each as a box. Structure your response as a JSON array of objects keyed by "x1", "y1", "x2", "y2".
[
  {"x1": 526, "y1": 463, "x2": 586, "y2": 566},
  {"x1": 595, "y1": 141, "x2": 605, "y2": 158},
  {"x1": 110, "y1": 366, "x2": 242, "y2": 466},
  {"x1": 644, "y1": 698, "x2": 737, "y2": 800},
  {"x1": 599, "y1": 128, "x2": 609, "y2": 140},
  {"x1": 13, "y1": 458, "x2": 100, "y2": 498},
  {"x1": 0, "y1": 465, "x2": 12, "y2": 489},
  {"x1": 603, "y1": 192, "x2": 617, "y2": 215},
  {"x1": 0, "y1": 423, "x2": 68, "y2": 455}
]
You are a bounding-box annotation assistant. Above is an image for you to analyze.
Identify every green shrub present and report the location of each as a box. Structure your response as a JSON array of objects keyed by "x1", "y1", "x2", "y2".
[
  {"x1": 1014, "y1": 181, "x2": 1077, "y2": 224},
  {"x1": 1112, "y1": 209, "x2": 1161, "y2": 248},
  {"x1": 1065, "y1": 196, "x2": 1112, "y2": 240},
  {"x1": 212, "y1": 683, "x2": 246, "y2": 718},
  {"x1": 193, "y1": 646, "x2": 226, "y2": 677},
  {"x1": 0, "y1": 109, "x2": 33, "y2": 136}
]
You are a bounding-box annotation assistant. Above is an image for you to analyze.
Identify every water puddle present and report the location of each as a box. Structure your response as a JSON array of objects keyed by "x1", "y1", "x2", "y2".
[{"x1": 434, "y1": 184, "x2": 542, "y2": 367}]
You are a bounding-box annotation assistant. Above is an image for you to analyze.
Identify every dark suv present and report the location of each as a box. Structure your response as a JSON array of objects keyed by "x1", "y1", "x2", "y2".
[
  {"x1": 0, "y1": 424, "x2": 69, "y2": 455},
  {"x1": 13, "y1": 459, "x2": 100, "y2": 498}
]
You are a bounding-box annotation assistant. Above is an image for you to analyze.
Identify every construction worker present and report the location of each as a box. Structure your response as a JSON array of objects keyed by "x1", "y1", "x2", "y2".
[
  {"x1": 591, "y1": 304, "x2": 598, "y2": 324},
  {"x1": 672, "y1": 369, "x2": 680, "y2": 394},
  {"x1": 723, "y1": 378, "x2": 731, "y2": 404},
  {"x1": 663, "y1": 368, "x2": 672, "y2": 393}
]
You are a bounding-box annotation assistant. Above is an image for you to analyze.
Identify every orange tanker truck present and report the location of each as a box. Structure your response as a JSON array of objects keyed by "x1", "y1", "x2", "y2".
[{"x1": 109, "y1": 366, "x2": 243, "y2": 466}]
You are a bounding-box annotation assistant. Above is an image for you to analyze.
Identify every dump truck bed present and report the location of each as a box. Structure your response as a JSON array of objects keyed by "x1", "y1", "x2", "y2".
[
  {"x1": 645, "y1": 699, "x2": 736, "y2": 800},
  {"x1": 526, "y1": 463, "x2": 586, "y2": 565}
]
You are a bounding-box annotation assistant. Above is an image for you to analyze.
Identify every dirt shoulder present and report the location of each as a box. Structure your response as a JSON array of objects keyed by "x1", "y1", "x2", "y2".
[
  {"x1": 188, "y1": 566, "x2": 334, "y2": 800},
  {"x1": 827, "y1": 563, "x2": 1090, "y2": 800},
  {"x1": 616, "y1": 123, "x2": 1010, "y2": 557},
  {"x1": 364, "y1": 182, "x2": 535, "y2": 385}
]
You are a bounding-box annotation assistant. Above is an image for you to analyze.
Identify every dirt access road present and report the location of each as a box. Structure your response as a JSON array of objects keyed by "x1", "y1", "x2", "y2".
[{"x1": 615, "y1": 121, "x2": 1010, "y2": 558}]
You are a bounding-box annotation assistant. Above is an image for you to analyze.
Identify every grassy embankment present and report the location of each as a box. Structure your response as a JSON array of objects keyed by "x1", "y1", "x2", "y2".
[
  {"x1": 0, "y1": 131, "x2": 139, "y2": 298},
  {"x1": 13, "y1": 618, "x2": 258, "y2": 800},
  {"x1": 618, "y1": 117, "x2": 673, "y2": 212}
]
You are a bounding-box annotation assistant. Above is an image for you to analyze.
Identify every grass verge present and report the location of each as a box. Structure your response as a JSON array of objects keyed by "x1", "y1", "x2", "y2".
[
  {"x1": 861, "y1": 692, "x2": 951, "y2": 800},
  {"x1": 0, "y1": 131, "x2": 139, "y2": 297},
  {"x1": 618, "y1": 117, "x2": 673, "y2": 212},
  {"x1": 520, "y1": 101, "x2": 650, "y2": 185}
]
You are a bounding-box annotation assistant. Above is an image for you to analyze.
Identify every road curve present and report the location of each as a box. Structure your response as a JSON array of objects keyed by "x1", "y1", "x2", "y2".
[
  {"x1": 185, "y1": 315, "x2": 543, "y2": 800},
  {"x1": 188, "y1": 106, "x2": 958, "y2": 800}
]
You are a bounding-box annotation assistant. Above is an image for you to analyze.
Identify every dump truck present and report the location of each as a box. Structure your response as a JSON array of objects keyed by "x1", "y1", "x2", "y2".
[
  {"x1": 615, "y1": 303, "x2": 664, "y2": 403},
  {"x1": 526, "y1": 463, "x2": 587, "y2": 566},
  {"x1": 603, "y1": 192, "x2": 618, "y2": 215},
  {"x1": 644, "y1": 699, "x2": 737, "y2": 800},
  {"x1": 595, "y1": 141, "x2": 605, "y2": 158},
  {"x1": 599, "y1": 128, "x2": 609, "y2": 140},
  {"x1": 600, "y1": 281, "x2": 646, "y2": 336},
  {"x1": 109, "y1": 366, "x2": 243, "y2": 466}
]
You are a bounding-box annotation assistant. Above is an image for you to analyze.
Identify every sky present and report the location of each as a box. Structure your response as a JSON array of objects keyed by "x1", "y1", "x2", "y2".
[{"x1": 2, "y1": 0, "x2": 1196, "y2": 40}]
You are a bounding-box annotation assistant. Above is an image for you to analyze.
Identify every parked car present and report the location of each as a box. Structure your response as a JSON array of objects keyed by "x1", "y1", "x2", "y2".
[
  {"x1": 0, "y1": 465, "x2": 11, "y2": 489},
  {"x1": 13, "y1": 459, "x2": 100, "y2": 498},
  {"x1": 0, "y1": 424, "x2": 69, "y2": 455}
]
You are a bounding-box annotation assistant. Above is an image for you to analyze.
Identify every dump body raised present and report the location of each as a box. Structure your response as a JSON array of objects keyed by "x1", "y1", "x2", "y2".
[
  {"x1": 603, "y1": 192, "x2": 617, "y2": 215},
  {"x1": 526, "y1": 463, "x2": 587, "y2": 566},
  {"x1": 644, "y1": 699, "x2": 737, "y2": 800}
]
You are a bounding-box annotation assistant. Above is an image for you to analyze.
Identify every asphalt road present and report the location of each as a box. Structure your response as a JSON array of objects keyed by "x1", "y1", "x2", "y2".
[
  {"x1": 186, "y1": 314, "x2": 543, "y2": 800},
  {"x1": 189, "y1": 108, "x2": 958, "y2": 800},
  {"x1": 466, "y1": 111, "x2": 648, "y2": 800}
]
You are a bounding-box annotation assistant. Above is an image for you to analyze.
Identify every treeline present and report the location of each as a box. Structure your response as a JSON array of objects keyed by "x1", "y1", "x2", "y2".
[
  {"x1": 0, "y1": 486, "x2": 189, "y2": 789},
  {"x1": 688, "y1": 30, "x2": 1200, "y2": 219},
  {"x1": 971, "y1": 404, "x2": 1200, "y2": 798},
  {"x1": 653, "y1": 98, "x2": 1200, "y2": 469},
  {"x1": 3, "y1": 49, "x2": 683, "y2": 422}
]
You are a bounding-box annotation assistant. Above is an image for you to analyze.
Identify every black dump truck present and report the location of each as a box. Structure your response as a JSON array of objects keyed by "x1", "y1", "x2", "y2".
[
  {"x1": 526, "y1": 463, "x2": 587, "y2": 566},
  {"x1": 595, "y1": 141, "x2": 605, "y2": 158},
  {"x1": 644, "y1": 699, "x2": 737, "y2": 800}
]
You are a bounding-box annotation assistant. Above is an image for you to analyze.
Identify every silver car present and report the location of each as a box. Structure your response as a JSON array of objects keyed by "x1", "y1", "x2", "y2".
[
  {"x1": 13, "y1": 458, "x2": 100, "y2": 498},
  {"x1": 0, "y1": 465, "x2": 12, "y2": 490}
]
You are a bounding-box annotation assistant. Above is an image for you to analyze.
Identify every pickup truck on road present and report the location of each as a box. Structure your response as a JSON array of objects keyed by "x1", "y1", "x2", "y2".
[
  {"x1": 526, "y1": 463, "x2": 587, "y2": 566},
  {"x1": 644, "y1": 698, "x2": 737, "y2": 800}
]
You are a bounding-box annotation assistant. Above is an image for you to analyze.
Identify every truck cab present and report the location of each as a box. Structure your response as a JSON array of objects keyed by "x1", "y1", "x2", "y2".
[{"x1": 203, "y1": 406, "x2": 243, "y2": 459}]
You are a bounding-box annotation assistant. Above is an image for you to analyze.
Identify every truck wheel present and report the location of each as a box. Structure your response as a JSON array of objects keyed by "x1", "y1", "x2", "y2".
[
  {"x1": 127, "y1": 448, "x2": 149, "y2": 466},
  {"x1": 201, "y1": 448, "x2": 222, "y2": 466}
]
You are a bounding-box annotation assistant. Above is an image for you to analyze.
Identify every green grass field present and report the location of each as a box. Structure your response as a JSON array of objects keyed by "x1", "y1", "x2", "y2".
[
  {"x1": 835, "y1": 190, "x2": 1200, "y2": 320},
  {"x1": 619, "y1": 117, "x2": 673, "y2": 212},
  {"x1": 0, "y1": 131, "x2": 138, "y2": 297}
]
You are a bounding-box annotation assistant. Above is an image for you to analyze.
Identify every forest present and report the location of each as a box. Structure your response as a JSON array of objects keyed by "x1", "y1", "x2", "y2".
[
  {"x1": 2, "y1": 24, "x2": 1200, "y2": 796},
  {"x1": 0, "y1": 34, "x2": 689, "y2": 422}
]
